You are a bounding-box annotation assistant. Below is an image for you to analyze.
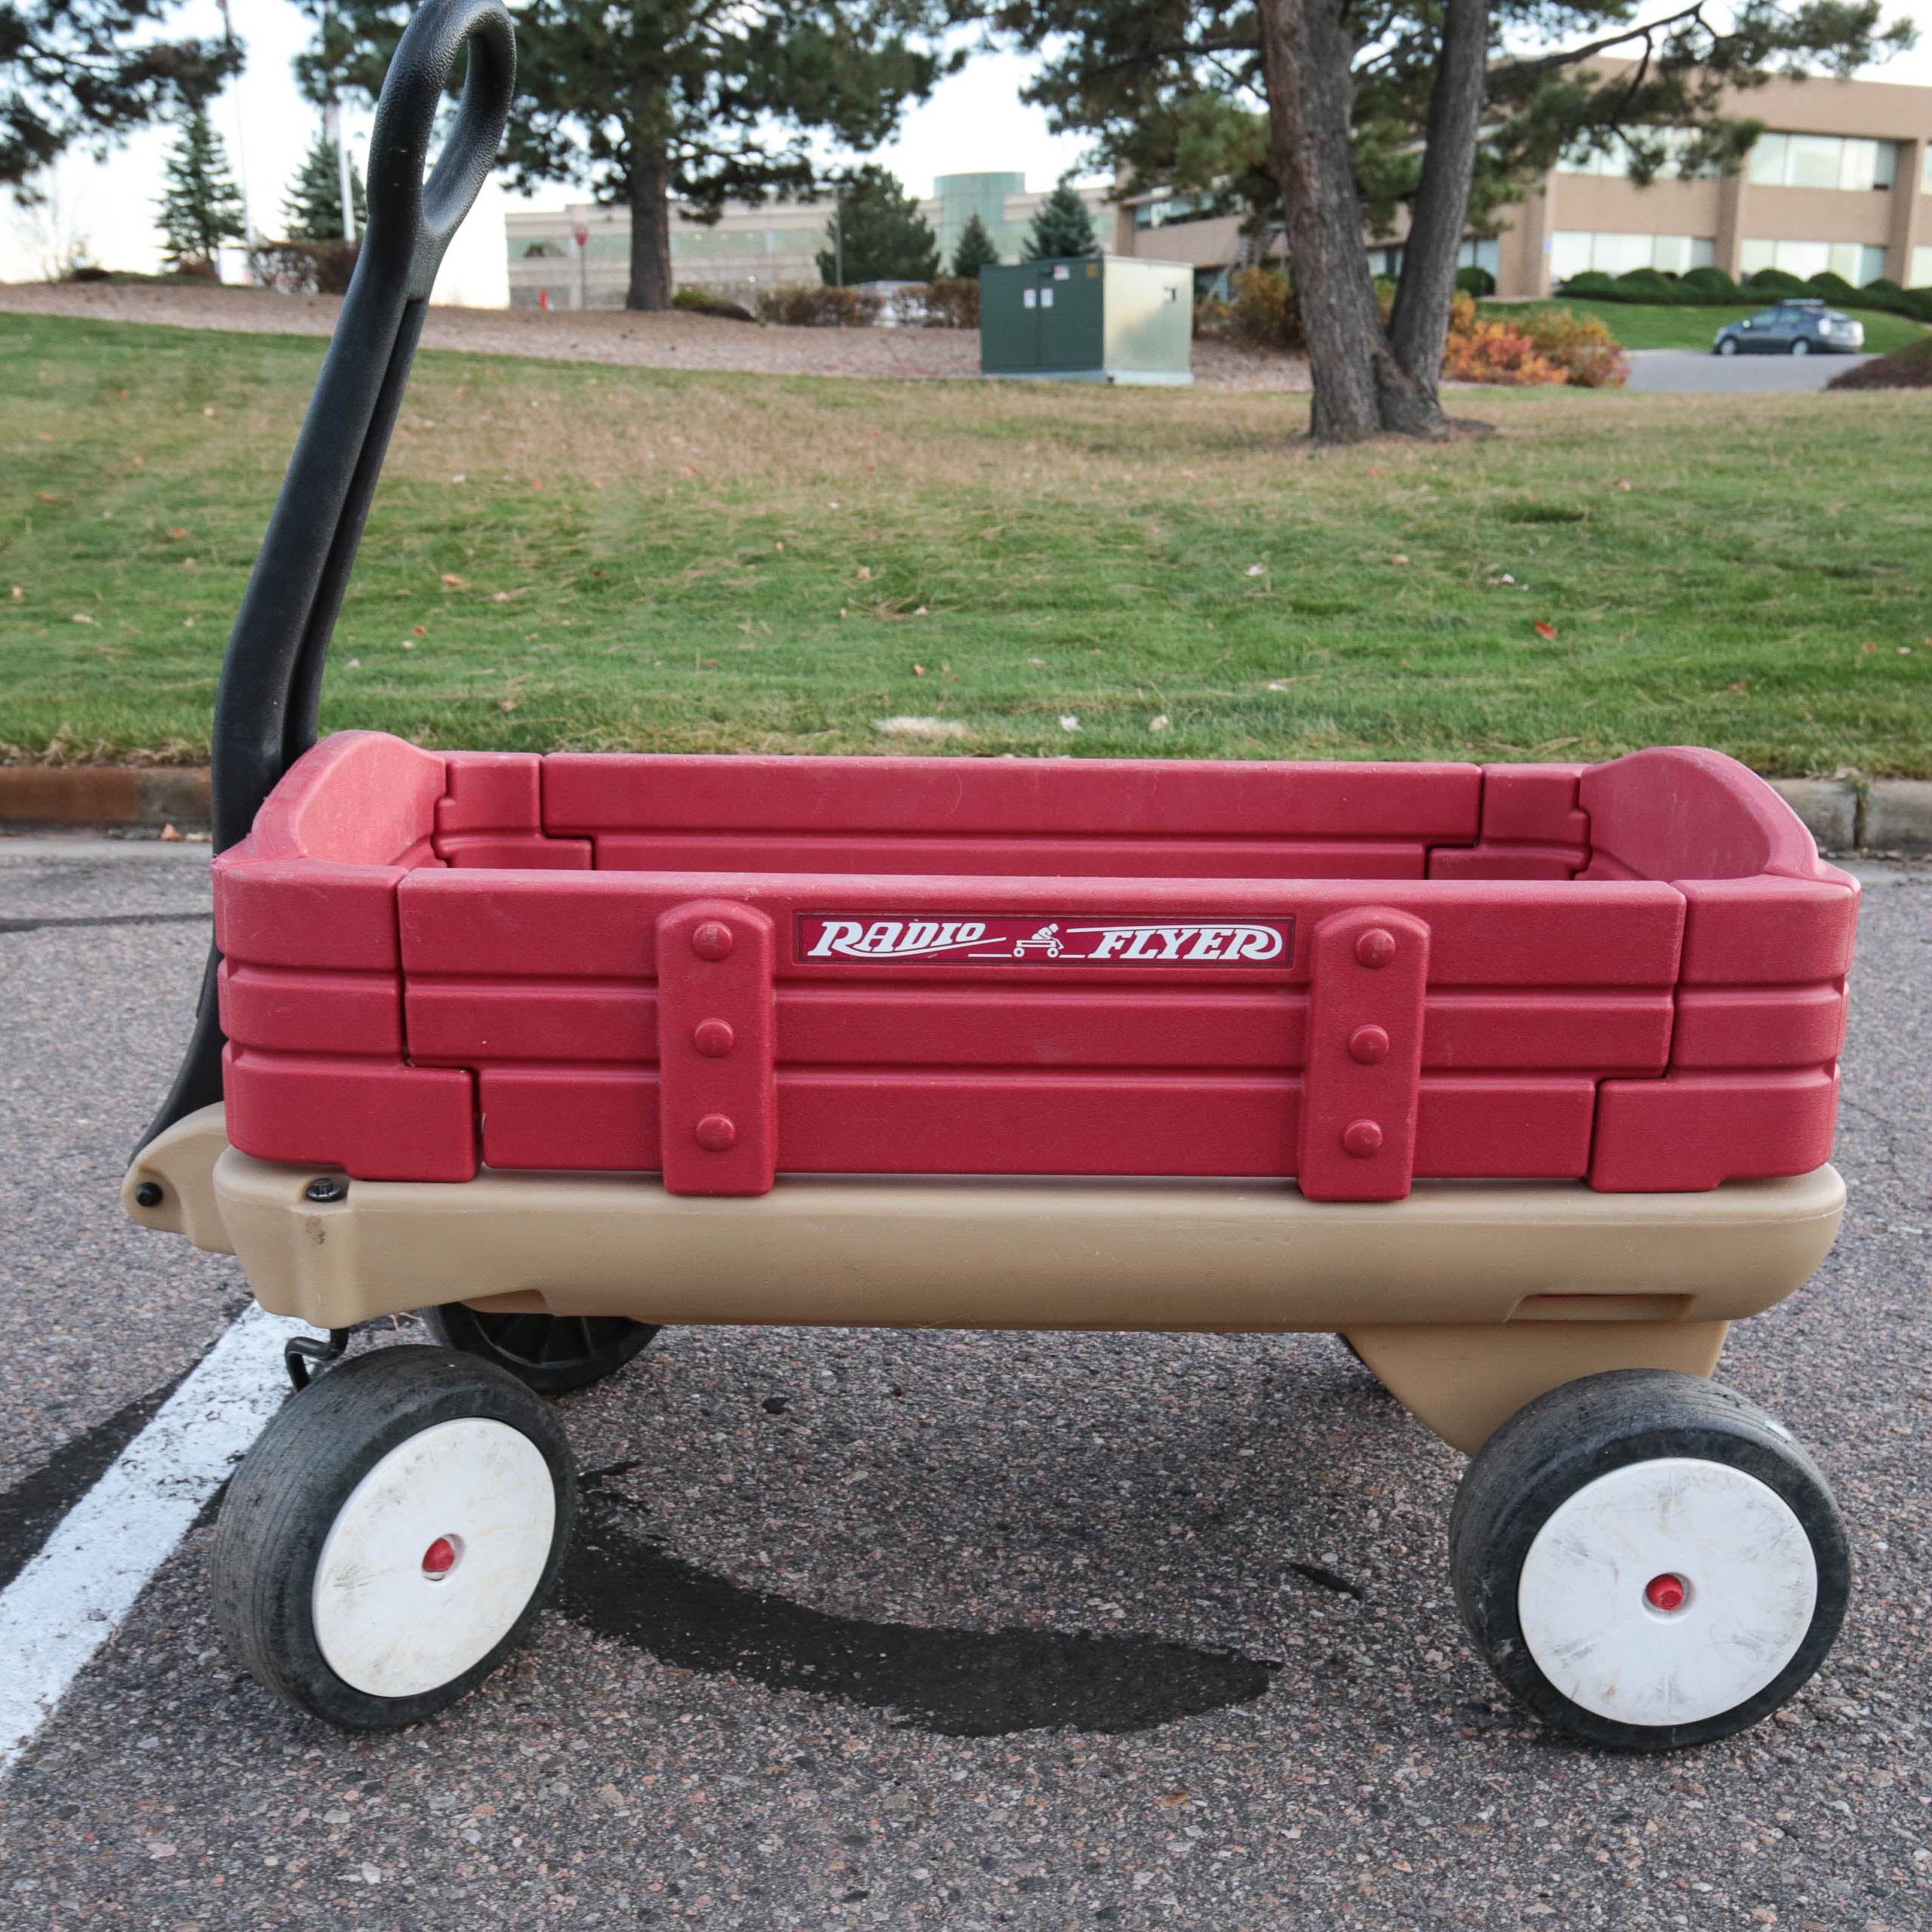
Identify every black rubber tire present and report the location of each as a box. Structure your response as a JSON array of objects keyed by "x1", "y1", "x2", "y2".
[
  {"x1": 1717, "y1": 337, "x2": 1739, "y2": 356},
  {"x1": 211, "y1": 1346, "x2": 577, "y2": 1730},
  {"x1": 419, "y1": 1305, "x2": 660, "y2": 1393},
  {"x1": 1790, "y1": 337, "x2": 1810, "y2": 357},
  {"x1": 1448, "y1": 1369, "x2": 1849, "y2": 1752}
]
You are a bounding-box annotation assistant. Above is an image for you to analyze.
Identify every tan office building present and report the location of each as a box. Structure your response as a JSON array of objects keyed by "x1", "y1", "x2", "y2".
[{"x1": 1121, "y1": 68, "x2": 1930, "y2": 297}]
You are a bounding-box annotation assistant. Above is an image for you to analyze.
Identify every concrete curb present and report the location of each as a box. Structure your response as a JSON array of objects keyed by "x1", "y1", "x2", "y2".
[
  {"x1": 0, "y1": 768, "x2": 209, "y2": 829},
  {"x1": 1, "y1": 767, "x2": 1927, "y2": 854}
]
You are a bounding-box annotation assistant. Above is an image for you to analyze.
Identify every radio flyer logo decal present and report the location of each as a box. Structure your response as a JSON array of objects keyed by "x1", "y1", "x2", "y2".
[{"x1": 798, "y1": 914, "x2": 1293, "y2": 967}]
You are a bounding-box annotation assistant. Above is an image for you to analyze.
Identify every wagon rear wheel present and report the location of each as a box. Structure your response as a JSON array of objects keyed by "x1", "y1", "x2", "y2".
[
  {"x1": 420, "y1": 1305, "x2": 660, "y2": 1393},
  {"x1": 212, "y1": 1346, "x2": 577, "y2": 1729},
  {"x1": 1449, "y1": 1368, "x2": 1848, "y2": 1751}
]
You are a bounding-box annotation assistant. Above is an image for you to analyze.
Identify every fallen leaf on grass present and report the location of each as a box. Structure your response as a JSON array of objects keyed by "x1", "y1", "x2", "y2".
[
  {"x1": 1265, "y1": 677, "x2": 1310, "y2": 691},
  {"x1": 1148, "y1": 715, "x2": 1171, "y2": 733},
  {"x1": 498, "y1": 698, "x2": 518, "y2": 712},
  {"x1": 71, "y1": 612, "x2": 96, "y2": 625},
  {"x1": 1534, "y1": 621, "x2": 1558, "y2": 640},
  {"x1": 874, "y1": 715, "x2": 968, "y2": 740},
  {"x1": 856, "y1": 566, "x2": 872, "y2": 581},
  {"x1": 440, "y1": 573, "x2": 467, "y2": 588},
  {"x1": 1060, "y1": 715, "x2": 1081, "y2": 733},
  {"x1": 1392, "y1": 554, "x2": 1411, "y2": 566},
  {"x1": 165, "y1": 528, "x2": 189, "y2": 540},
  {"x1": 1244, "y1": 564, "x2": 1266, "y2": 578}
]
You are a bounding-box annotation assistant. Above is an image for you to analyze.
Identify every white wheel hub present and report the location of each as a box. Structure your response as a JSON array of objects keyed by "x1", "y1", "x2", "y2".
[
  {"x1": 1517, "y1": 1457, "x2": 1817, "y2": 1728},
  {"x1": 312, "y1": 1418, "x2": 558, "y2": 1699}
]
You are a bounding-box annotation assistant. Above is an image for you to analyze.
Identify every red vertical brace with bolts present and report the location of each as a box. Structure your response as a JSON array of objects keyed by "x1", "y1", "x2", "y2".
[{"x1": 214, "y1": 734, "x2": 1855, "y2": 1198}]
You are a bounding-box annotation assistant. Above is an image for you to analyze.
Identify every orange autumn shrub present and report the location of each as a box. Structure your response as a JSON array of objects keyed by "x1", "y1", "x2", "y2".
[
  {"x1": 1441, "y1": 294, "x2": 1564, "y2": 385},
  {"x1": 1441, "y1": 292, "x2": 1631, "y2": 388}
]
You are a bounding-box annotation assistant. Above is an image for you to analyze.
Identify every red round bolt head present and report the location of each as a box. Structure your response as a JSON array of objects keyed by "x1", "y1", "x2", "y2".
[
  {"x1": 695, "y1": 1112, "x2": 737, "y2": 1152},
  {"x1": 1347, "y1": 1023, "x2": 1390, "y2": 1065},
  {"x1": 1355, "y1": 928, "x2": 1397, "y2": 968},
  {"x1": 1342, "y1": 1118, "x2": 1383, "y2": 1158},
  {"x1": 693, "y1": 1018, "x2": 736, "y2": 1058},
  {"x1": 1644, "y1": 1572, "x2": 1687, "y2": 1613},
  {"x1": 691, "y1": 921, "x2": 735, "y2": 961},
  {"x1": 421, "y1": 1536, "x2": 459, "y2": 1577}
]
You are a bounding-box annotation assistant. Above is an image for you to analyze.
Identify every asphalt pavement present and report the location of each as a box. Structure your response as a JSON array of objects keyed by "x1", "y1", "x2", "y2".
[
  {"x1": 1623, "y1": 349, "x2": 1875, "y2": 394},
  {"x1": 2, "y1": 834, "x2": 1930, "y2": 1932}
]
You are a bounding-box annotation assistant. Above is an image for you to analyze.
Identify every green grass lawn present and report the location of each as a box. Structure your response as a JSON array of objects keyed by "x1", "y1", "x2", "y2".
[
  {"x1": 1486, "y1": 297, "x2": 1931, "y2": 356},
  {"x1": 4, "y1": 309, "x2": 1929, "y2": 774}
]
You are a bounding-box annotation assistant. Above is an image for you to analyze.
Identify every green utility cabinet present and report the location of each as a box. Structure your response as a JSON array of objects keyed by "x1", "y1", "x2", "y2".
[{"x1": 980, "y1": 255, "x2": 1193, "y2": 385}]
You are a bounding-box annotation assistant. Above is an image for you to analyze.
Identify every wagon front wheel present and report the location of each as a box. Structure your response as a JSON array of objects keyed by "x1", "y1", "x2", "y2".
[
  {"x1": 212, "y1": 1346, "x2": 577, "y2": 1729},
  {"x1": 1448, "y1": 1368, "x2": 1848, "y2": 1751}
]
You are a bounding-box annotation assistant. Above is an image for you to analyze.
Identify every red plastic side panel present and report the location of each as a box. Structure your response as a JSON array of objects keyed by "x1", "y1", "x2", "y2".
[
  {"x1": 223, "y1": 1049, "x2": 477, "y2": 1181},
  {"x1": 1415, "y1": 1077, "x2": 1597, "y2": 1177},
  {"x1": 593, "y1": 833, "x2": 1428, "y2": 881},
  {"x1": 1589, "y1": 1069, "x2": 1839, "y2": 1192},
  {"x1": 1675, "y1": 877, "x2": 1860, "y2": 986},
  {"x1": 1479, "y1": 765, "x2": 1590, "y2": 846},
  {"x1": 1671, "y1": 986, "x2": 1847, "y2": 1069},
  {"x1": 1427, "y1": 844, "x2": 1582, "y2": 881},
  {"x1": 480, "y1": 1067, "x2": 660, "y2": 1171},
  {"x1": 546, "y1": 754, "x2": 1482, "y2": 841},
  {"x1": 435, "y1": 753, "x2": 592, "y2": 869},
  {"x1": 774, "y1": 1072, "x2": 1300, "y2": 1177},
  {"x1": 1425, "y1": 992, "x2": 1671, "y2": 1075},
  {"x1": 217, "y1": 863, "x2": 408, "y2": 972},
  {"x1": 219, "y1": 963, "x2": 402, "y2": 1057},
  {"x1": 1297, "y1": 909, "x2": 1429, "y2": 1201},
  {"x1": 655, "y1": 900, "x2": 778, "y2": 1195},
  {"x1": 408, "y1": 982, "x2": 656, "y2": 1065}
]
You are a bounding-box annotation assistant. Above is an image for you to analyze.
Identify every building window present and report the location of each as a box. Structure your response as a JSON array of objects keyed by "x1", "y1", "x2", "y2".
[
  {"x1": 1915, "y1": 245, "x2": 1932, "y2": 288},
  {"x1": 1746, "y1": 134, "x2": 1897, "y2": 192},
  {"x1": 1132, "y1": 192, "x2": 1222, "y2": 231},
  {"x1": 1557, "y1": 129, "x2": 1720, "y2": 180},
  {"x1": 1740, "y1": 238, "x2": 1887, "y2": 284},
  {"x1": 521, "y1": 240, "x2": 567, "y2": 258},
  {"x1": 1552, "y1": 232, "x2": 1715, "y2": 279},
  {"x1": 1924, "y1": 146, "x2": 1932, "y2": 193}
]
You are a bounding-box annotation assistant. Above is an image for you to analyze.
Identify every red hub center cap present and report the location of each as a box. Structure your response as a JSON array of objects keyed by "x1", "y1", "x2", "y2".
[
  {"x1": 422, "y1": 1536, "x2": 459, "y2": 1577},
  {"x1": 1644, "y1": 1572, "x2": 1687, "y2": 1613}
]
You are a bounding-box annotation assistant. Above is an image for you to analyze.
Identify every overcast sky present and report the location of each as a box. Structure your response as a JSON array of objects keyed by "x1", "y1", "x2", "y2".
[{"x1": 5, "y1": 0, "x2": 1930, "y2": 298}]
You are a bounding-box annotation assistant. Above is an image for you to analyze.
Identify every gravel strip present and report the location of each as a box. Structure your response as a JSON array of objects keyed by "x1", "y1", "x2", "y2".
[{"x1": 0, "y1": 281, "x2": 1312, "y2": 392}]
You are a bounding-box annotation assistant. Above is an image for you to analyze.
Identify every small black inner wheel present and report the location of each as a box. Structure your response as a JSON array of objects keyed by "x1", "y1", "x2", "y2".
[{"x1": 418, "y1": 1305, "x2": 661, "y2": 1394}]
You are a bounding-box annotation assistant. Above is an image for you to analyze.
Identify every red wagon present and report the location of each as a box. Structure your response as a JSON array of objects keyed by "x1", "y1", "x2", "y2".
[{"x1": 127, "y1": 0, "x2": 1858, "y2": 1751}]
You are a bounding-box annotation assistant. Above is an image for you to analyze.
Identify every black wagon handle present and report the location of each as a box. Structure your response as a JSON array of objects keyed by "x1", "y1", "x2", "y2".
[{"x1": 134, "y1": 0, "x2": 515, "y2": 1157}]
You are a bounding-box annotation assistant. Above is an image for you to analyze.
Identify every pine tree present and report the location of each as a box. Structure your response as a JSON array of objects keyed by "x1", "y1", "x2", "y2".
[
  {"x1": 155, "y1": 107, "x2": 246, "y2": 275},
  {"x1": 947, "y1": 210, "x2": 1001, "y2": 278},
  {"x1": 1022, "y1": 179, "x2": 1098, "y2": 260},
  {"x1": 282, "y1": 126, "x2": 367, "y2": 242},
  {"x1": 816, "y1": 164, "x2": 940, "y2": 285}
]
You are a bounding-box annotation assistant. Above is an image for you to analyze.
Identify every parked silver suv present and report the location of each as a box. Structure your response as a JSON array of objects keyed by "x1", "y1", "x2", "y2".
[{"x1": 1713, "y1": 300, "x2": 1866, "y2": 356}]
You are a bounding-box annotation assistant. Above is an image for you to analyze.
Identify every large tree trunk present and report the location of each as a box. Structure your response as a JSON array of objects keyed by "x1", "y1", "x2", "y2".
[
  {"x1": 626, "y1": 145, "x2": 674, "y2": 311},
  {"x1": 1388, "y1": 0, "x2": 1493, "y2": 394},
  {"x1": 1255, "y1": 0, "x2": 1449, "y2": 442}
]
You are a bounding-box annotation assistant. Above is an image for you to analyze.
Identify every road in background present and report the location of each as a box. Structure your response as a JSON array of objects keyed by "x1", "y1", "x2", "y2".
[
  {"x1": 1, "y1": 838, "x2": 1929, "y2": 1931},
  {"x1": 1625, "y1": 349, "x2": 1875, "y2": 394}
]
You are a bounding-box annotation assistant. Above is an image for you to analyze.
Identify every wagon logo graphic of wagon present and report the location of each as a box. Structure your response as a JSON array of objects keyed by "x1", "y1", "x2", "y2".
[{"x1": 797, "y1": 914, "x2": 1293, "y2": 964}]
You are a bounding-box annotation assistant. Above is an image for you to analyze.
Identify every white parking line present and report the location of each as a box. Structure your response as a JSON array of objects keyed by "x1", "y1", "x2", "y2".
[{"x1": 0, "y1": 1305, "x2": 310, "y2": 1772}]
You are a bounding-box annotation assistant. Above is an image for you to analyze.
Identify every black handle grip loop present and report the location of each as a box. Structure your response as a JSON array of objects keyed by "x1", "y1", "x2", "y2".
[{"x1": 136, "y1": 0, "x2": 515, "y2": 1156}]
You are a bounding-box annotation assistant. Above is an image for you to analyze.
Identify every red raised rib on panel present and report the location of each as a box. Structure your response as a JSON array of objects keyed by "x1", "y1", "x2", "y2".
[
  {"x1": 1479, "y1": 764, "x2": 1590, "y2": 847},
  {"x1": 480, "y1": 1066, "x2": 660, "y2": 1171},
  {"x1": 1427, "y1": 844, "x2": 1582, "y2": 881},
  {"x1": 1671, "y1": 986, "x2": 1848, "y2": 1069},
  {"x1": 223, "y1": 1049, "x2": 476, "y2": 1181},
  {"x1": 219, "y1": 962, "x2": 403, "y2": 1057},
  {"x1": 408, "y1": 981, "x2": 656, "y2": 1065},
  {"x1": 545, "y1": 754, "x2": 1482, "y2": 841},
  {"x1": 1589, "y1": 1069, "x2": 1840, "y2": 1192},
  {"x1": 217, "y1": 862, "x2": 409, "y2": 972},
  {"x1": 655, "y1": 900, "x2": 778, "y2": 1195},
  {"x1": 774, "y1": 1071, "x2": 1300, "y2": 1177},
  {"x1": 1298, "y1": 909, "x2": 1429, "y2": 1201},
  {"x1": 1415, "y1": 1077, "x2": 1597, "y2": 1177},
  {"x1": 436, "y1": 752, "x2": 593, "y2": 869},
  {"x1": 593, "y1": 832, "x2": 1427, "y2": 881},
  {"x1": 777, "y1": 987, "x2": 1305, "y2": 1071},
  {"x1": 1675, "y1": 876, "x2": 1859, "y2": 986},
  {"x1": 1423, "y1": 992, "x2": 1671, "y2": 1075}
]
